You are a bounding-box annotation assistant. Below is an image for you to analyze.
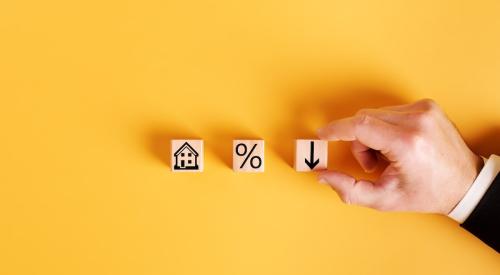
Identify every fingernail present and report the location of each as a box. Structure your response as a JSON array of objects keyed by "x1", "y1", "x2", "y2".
[{"x1": 318, "y1": 177, "x2": 328, "y2": 185}]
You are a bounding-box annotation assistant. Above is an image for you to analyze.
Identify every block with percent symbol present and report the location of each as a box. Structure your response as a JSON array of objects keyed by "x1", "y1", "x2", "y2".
[
  {"x1": 171, "y1": 140, "x2": 204, "y2": 172},
  {"x1": 233, "y1": 140, "x2": 264, "y2": 172},
  {"x1": 294, "y1": 139, "x2": 328, "y2": 172}
]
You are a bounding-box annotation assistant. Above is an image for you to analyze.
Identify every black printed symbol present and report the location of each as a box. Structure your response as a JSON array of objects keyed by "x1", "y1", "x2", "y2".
[
  {"x1": 174, "y1": 142, "x2": 199, "y2": 170},
  {"x1": 235, "y1": 143, "x2": 262, "y2": 169},
  {"x1": 304, "y1": 141, "x2": 320, "y2": 169}
]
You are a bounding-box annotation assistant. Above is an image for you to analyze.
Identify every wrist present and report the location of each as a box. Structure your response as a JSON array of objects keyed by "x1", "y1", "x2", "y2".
[{"x1": 443, "y1": 153, "x2": 484, "y2": 215}]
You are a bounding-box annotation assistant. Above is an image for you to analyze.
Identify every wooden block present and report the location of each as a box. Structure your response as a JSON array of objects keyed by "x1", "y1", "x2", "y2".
[
  {"x1": 294, "y1": 139, "x2": 328, "y2": 172},
  {"x1": 233, "y1": 140, "x2": 264, "y2": 172},
  {"x1": 171, "y1": 140, "x2": 204, "y2": 172}
]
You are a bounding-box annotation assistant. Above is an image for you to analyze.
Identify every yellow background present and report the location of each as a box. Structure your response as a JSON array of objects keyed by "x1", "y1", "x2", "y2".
[{"x1": 1, "y1": 0, "x2": 499, "y2": 274}]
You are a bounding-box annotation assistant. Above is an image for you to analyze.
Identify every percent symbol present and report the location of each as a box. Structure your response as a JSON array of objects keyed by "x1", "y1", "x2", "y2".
[{"x1": 235, "y1": 143, "x2": 262, "y2": 169}]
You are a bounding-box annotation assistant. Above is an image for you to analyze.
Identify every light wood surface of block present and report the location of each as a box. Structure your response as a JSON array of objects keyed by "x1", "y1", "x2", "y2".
[
  {"x1": 171, "y1": 140, "x2": 204, "y2": 172},
  {"x1": 233, "y1": 140, "x2": 264, "y2": 172},
  {"x1": 294, "y1": 139, "x2": 328, "y2": 172}
]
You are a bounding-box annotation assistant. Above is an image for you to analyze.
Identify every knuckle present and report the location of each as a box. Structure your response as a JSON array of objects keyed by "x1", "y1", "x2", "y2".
[
  {"x1": 419, "y1": 98, "x2": 442, "y2": 115},
  {"x1": 402, "y1": 131, "x2": 427, "y2": 151},
  {"x1": 411, "y1": 111, "x2": 434, "y2": 129},
  {"x1": 419, "y1": 98, "x2": 438, "y2": 110},
  {"x1": 354, "y1": 113, "x2": 372, "y2": 127}
]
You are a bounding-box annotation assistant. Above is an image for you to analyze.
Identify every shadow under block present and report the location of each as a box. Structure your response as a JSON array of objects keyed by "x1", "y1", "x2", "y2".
[
  {"x1": 232, "y1": 140, "x2": 264, "y2": 172},
  {"x1": 171, "y1": 140, "x2": 204, "y2": 172},
  {"x1": 294, "y1": 139, "x2": 328, "y2": 172}
]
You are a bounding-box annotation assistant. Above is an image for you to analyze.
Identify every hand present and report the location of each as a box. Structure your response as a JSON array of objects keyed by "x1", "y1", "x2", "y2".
[{"x1": 317, "y1": 99, "x2": 484, "y2": 215}]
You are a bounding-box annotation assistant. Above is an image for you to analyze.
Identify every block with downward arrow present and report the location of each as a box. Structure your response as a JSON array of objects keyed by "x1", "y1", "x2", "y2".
[{"x1": 294, "y1": 139, "x2": 328, "y2": 172}]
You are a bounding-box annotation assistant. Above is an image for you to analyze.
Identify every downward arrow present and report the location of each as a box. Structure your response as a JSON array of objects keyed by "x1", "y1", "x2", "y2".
[{"x1": 304, "y1": 141, "x2": 320, "y2": 169}]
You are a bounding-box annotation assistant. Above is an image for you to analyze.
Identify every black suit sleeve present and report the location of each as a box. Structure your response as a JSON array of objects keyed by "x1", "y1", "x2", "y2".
[{"x1": 461, "y1": 172, "x2": 500, "y2": 252}]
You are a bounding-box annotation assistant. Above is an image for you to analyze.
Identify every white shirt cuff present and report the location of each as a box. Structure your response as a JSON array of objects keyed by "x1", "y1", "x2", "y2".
[{"x1": 448, "y1": 154, "x2": 500, "y2": 223}]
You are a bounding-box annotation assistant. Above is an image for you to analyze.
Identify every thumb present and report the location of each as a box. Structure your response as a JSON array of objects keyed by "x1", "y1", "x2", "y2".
[{"x1": 317, "y1": 170, "x2": 385, "y2": 208}]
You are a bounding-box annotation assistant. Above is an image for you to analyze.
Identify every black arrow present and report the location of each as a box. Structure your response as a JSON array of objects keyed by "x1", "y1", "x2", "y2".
[{"x1": 304, "y1": 141, "x2": 320, "y2": 169}]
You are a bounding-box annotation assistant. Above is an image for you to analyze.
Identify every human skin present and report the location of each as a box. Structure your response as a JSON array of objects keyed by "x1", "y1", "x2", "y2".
[{"x1": 317, "y1": 99, "x2": 484, "y2": 215}]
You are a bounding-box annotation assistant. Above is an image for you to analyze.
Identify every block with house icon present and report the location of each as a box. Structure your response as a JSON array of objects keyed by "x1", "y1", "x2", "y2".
[{"x1": 171, "y1": 140, "x2": 204, "y2": 172}]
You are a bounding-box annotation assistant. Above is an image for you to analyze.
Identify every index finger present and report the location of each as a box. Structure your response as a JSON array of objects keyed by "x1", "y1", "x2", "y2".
[{"x1": 317, "y1": 114, "x2": 403, "y2": 153}]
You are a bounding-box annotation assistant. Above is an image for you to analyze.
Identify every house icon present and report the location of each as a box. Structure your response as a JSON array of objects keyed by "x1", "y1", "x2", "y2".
[{"x1": 173, "y1": 142, "x2": 199, "y2": 170}]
